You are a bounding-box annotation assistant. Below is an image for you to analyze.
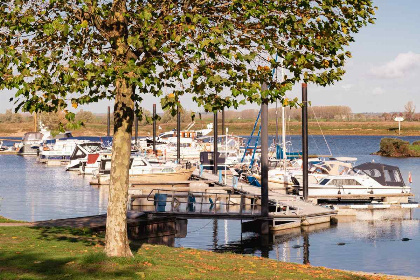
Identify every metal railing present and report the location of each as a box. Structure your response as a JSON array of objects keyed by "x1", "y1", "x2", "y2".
[
  {"x1": 142, "y1": 189, "x2": 262, "y2": 216},
  {"x1": 128, "y1": 189, "x2": 301, "y2": 217}
]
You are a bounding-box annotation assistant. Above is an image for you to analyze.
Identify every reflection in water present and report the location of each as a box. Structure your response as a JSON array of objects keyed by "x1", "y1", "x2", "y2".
[
  {"x1": 212, "y1": 219, "x2": 218, "y2": 249},
  {"x1": 0, "y1": 155, "x2": 107, "y2": 221},
  {"x1": 303, "y1": 232, "x2": 310, "y2": 265},
  {"x1": 177, "y1": 218, "x2": 419, "y2": 277}
]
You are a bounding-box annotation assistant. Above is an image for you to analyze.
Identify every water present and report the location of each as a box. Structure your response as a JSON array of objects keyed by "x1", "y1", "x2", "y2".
[
  {"x1": 0, "y1": 135, "x2": 419, "y2": 276},
  {"x1": 0, "y1": 155, "x2": 108, "y2": 221}
]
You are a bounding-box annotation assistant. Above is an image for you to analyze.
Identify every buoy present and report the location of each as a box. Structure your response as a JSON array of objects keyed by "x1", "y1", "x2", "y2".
[{"x1": 408, "y1": 172, "x2": 412, "y2": 183}]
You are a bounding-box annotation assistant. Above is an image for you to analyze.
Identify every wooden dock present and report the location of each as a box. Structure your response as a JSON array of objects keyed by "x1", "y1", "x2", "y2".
[
  {"x1": 193, "y1": 169, "x2": 336, "y2": 218},
  {"x1": 125, "y1": 169, "x2": 337, "y2": 232}
]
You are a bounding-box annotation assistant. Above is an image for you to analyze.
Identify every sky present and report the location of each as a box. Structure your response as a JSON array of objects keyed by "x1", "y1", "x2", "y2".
[{"x1": 1, "y1": 0, "x2": 419, "y2": 114}]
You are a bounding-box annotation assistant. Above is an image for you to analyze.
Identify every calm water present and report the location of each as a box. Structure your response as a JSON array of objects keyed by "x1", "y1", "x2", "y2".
[{"x1": 0, "y1": 135, "x2": 419, "y2": 276}]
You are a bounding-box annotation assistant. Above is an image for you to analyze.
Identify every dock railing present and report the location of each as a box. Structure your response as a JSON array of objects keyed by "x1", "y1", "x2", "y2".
[
  {"x1": 127, "y1": 188, "x2": 303, "y2": 217},
  {"x1": 144, "y1": 189, "x2": 263, "y2": 216}
]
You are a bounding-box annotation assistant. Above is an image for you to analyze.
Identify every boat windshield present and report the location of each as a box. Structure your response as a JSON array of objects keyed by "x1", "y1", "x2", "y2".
[
  {"x1": 319, "y1": 179, "x2": 330, "y2": 185},
  {"x1": 81, "y1": 143, "x2": 102, "y2": 153}
]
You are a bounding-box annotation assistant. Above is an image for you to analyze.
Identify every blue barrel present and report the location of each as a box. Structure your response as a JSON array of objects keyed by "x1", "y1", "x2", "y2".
[{"x1": 154, "y1": 193, "x2": 167, "y2": 212}]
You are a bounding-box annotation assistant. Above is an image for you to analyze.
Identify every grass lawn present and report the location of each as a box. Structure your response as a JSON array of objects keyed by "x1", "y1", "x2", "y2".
[
  {"x1": 0, "y1": 226, "x2": 389, "y2": 280},
  {"x1": 0, "y1": 215, "x2": 26, "y2": 223}
]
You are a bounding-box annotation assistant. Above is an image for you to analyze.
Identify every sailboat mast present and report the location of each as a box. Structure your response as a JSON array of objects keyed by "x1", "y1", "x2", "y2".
[
  {"x1": 281, "y1": 67, "x2": 287, "y2": 174},
  {"x1": 282, "y1": 106, "x2": 287, "y2": 173},
  {"x1": 275, "y1": 101, "x2": 278, "y2": 145}
]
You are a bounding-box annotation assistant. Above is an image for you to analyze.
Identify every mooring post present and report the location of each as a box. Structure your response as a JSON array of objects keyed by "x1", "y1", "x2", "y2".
[
  {"x1": 134, "y1": 114, "x2": 138, "y2": 145},
  {"x1": 107, "y1": 106, "x2": 110, "y2": 137},
  {"x1": 261, "y1": 83, "x2": 269, "y2": 235},
  {"x1": 222, "y1": 108, "x2": 225, "y2": 137},
  {"x1": 177, "y1": 105, "x2": 181, "y2": 163},
  {"x1": 153, "y1": 104, "x2": 157, "y2": 155},
  {"x1": 302, "y1": 83, "x2": 309, "y2": 200},
  {"x1": 213, "y1": 111, "x2": 218, "y2": 174}
]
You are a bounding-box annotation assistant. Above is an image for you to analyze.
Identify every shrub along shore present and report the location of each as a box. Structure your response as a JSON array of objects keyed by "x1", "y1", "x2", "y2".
[
  {"x1": 0, "y1": 216, "x2": 390, "y2": 280},
  {"x1": 373, "y1": 138, "x2": 420, "y2": 157}
]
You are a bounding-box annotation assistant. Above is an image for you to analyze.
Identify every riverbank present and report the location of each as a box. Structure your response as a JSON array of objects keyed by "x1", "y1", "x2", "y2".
[
  {"x1": 1, "y1": 121, "x2": 420, "y2": 137},
  {"x1": 0, "y1": 223, "x2": 390, "y2": 280}
]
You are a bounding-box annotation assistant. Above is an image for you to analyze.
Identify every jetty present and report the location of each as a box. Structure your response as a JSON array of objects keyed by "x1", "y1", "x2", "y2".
[{"x1": 126, "y1": 169, "x2": 337, "y2": 232}]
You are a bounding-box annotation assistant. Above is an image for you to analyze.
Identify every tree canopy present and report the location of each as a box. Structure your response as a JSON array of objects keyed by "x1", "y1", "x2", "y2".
[
  {"x1": 1, "y1": 0, "x2": 375, "y2": 117},
  {"x1": 0, "y1": 0, "x2": 376, "y2": 257}
]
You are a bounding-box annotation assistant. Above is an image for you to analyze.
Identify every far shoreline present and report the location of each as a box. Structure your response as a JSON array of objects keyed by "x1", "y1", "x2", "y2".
[{"x1": 1, "y1": 121, "x2": 420, "y2": 137}]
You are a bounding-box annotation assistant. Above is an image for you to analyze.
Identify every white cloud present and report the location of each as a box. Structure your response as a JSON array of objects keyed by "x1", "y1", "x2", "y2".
[
  {"x1": 370, "y1": 52, "x2": 420, "y2": 79},
  {"x1": 372, "y1": 87, "x2": 385, "y2": 95}
]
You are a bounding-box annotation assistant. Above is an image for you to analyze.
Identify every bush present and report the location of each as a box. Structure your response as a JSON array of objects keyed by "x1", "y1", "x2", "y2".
[
  {"x1": 412, "y1": 141, "x2": 420, "y2": 146},
  {"x1": 379, "y1": 138, "x2": 412, "y2": 157}
]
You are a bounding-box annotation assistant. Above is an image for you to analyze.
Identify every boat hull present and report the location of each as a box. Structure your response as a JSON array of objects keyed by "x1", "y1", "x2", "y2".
[
  {"x1": 301, "y1": 185, "x2": 411, "y2": 197},
  {"x1": 17, "y1": 145, "x2": 39, "y2": 155},
  {"x1": 92, "y1": 167, "x2": 196, "y2": 185}
]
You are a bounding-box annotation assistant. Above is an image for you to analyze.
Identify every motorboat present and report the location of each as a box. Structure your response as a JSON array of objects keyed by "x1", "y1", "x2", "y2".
[
  {"x1": 294, "y1": 162, "x2": 411, "y2": 199},
  {"x1": 250, "y1": 157, "x2": 356, "y2": 194},
  {"x1": 17, "y1": 121, "x2": 73, "y2": 155},
  {"x1": 65, "y1": 142, "x2": 107, "y2": 171},
  {"x1": 38, "y1": 138, "x2": 89, "y2": 163},
  {"x1": 16, "y1": 132, "x2": 43, "y2": 155},
  {"x1": 146, "y1": 122, "x2": 213, "y2": 145},
  {"x1": 90, "y1": 156, "x2": 195, "y2": 185}
]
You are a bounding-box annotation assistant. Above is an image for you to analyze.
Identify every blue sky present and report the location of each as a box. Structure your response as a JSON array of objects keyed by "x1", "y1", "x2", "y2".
[{"x1": 1, "y1": 0, "x2": 418, "y2": 114}]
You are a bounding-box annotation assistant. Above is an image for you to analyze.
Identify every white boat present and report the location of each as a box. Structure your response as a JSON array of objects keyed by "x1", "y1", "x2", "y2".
[
  {"x1": 38, "y1": 138, "x2": 89, "y2": 163},
  {"x1": 65, "y1": 142, "x2": 107, "y2": 171},
  {"x1": 295, "y1": 162, "x2": 411, "y2": 198},
  {"x1": 147, "y1": 122, "x2": 213, "y2": 145},
  {"x1": 90, "y1": 156, "x2": 194, "y2": 185},
  {"x1": 17, "y1": 121, "x2": 73, "y2": 155}
]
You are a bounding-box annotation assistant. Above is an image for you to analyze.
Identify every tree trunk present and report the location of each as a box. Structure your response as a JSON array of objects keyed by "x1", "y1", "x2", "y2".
[{"x1": 105, "y1": 78, "x2": 134, "y2": 257}]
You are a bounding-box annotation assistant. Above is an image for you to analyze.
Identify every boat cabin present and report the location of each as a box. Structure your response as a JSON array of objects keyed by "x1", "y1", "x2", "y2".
[
  {"x1": 69, "y1": 142, "x2": 103, "y2": 161},
  {"x1": 354, "y1": 162, "x2": 405, "y2": 187},
  {"x1": 22, "y1": 132, "x2": 43, "y2": 143}
]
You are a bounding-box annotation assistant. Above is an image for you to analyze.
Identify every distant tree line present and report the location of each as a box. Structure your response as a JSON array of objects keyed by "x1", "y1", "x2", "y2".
[
  {"x1": 201, "y1": 106, "x2": 354, "y2": 121},
  {"x1": 1, "y1": 103, "x2": 418, "y2": 125},
  {"x1": 0, "y1": 109, "x2": 31, "y2": 123}
]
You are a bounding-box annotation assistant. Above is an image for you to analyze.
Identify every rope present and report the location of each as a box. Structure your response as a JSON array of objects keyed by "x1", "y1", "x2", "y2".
[
  {"x1": 187, "y1": 219, "x2": 214, "y2": 234},
  {"x1": 310, "y1": 106, "x2": 332, "y2": 157}
]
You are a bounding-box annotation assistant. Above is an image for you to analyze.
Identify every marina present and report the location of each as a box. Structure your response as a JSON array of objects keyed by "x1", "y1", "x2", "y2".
[
  {"x1": 0, "y1": 1, "x2": 419, "y2": 278},
  {"x1": 0, "y1": 135, "x2": 418, "y2": 277}
]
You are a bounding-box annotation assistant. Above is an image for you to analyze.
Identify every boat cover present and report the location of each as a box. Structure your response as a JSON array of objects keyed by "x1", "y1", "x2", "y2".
[{"x1": 354, "y1": 162, "x2": 405, "y2": 187}]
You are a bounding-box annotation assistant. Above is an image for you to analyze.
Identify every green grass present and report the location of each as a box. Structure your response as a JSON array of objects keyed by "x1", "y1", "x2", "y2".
[
  {"x1": 0, "y1": 226, "x2": 388, "y2": 280},
  {"x1": 0, "y1": 215, "x2": 26, "y2": 223},
  {"x1": 410, "y1": 144, "x2": 420, "y2": 153}
]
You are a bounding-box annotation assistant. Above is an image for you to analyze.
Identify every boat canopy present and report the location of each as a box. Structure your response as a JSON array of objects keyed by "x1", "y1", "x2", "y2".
[
  {"x1": 354, "y1": 162, "x2": 405, "y2": 187},
  {"x1": 22, "y1": 132, "x2": 43, "y2": 141}
]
